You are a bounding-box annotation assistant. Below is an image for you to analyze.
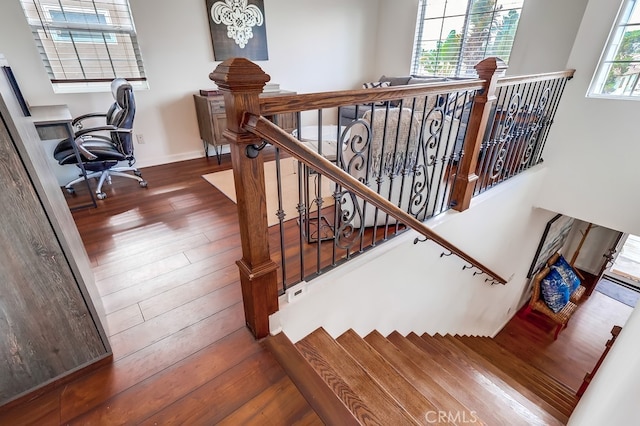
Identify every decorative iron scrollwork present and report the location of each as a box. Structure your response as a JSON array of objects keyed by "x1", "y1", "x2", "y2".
[
  {"x1": 520, "y1": 86, "x2": 550, "y2": 167},
  {"x1": 333, "y1": 190, "x2": 364, "y2": 250}
]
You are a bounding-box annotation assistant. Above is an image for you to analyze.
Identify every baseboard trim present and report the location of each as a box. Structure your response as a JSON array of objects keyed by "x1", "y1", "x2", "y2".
[{"x1": 135, "y1": 146, "x2": 230, "y2": 169}]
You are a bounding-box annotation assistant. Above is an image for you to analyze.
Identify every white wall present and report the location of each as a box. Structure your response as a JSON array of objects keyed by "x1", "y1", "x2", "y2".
[
  {"x1": 536, "y1": 0, "x2": 640, "y2": 237},
  {"x1": 0, "y1": 0, "x2": 380, "y2": 172},
  {"x1": 568, "y1": 304, "x2": 640, "y2": 425},
  {"x1": 563, "y1": 220, "x2": 620, "y2": 274},
  {"x1": 507, "y1": 0, "x2": 589, "y2": 75},
  {"x1": 372, "y1": 0, "x2": 420, "y2": 79},
  {"x1": 273, "y1": 167, "x2": 558, "y2": 343}
]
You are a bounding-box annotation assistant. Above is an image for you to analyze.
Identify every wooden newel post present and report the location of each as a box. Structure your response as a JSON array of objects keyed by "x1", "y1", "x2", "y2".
[
  {"x1": 450, "y1": 57, "x2": 507, "y2": 212},
  {"x1": 210, "y1": 58, "x2": 278, "y2": 339}
]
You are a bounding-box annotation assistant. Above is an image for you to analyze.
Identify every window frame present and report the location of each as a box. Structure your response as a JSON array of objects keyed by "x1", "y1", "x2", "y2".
[
  {"x1": 410, "y1": 0, "x2": 524, "y2": 78},
  {"x1": 44, "y1": 5, "x2": 117, "y2": 44},
  {"x1": 19, "y1": 0, "x2": 147, "y2": 93},
  {"x1": 588, "y1": 0, "x2": 640, "y2": 100}
]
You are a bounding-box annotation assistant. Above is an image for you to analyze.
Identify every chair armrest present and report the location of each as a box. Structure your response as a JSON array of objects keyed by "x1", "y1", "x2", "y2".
[
  {"x1": 74, "y1": 125, "x2": 132, "y2": 138},
  {"x1": 531, "y1": 299, "x2": 557, "y2": 318},
  {"x1": 570, "y1": 285, "x2": 586, "y2": 303},
  {"x1": 547, "y1": 252, "x2": 561, "y2": 267},
  {"x1": 72, "y1": 112, "x2": 108, "y2": 128},
  {"x1": 73, "y1": 137, "x2": 98, "y2": 161},
  {"x1": 529, "y1": 266, "x2": 550, "y2": 307},
  {"x1": 85, "y1": 134, "x2": 115, "y2": 145},
  {"x1": 532, "y1": 299, "x2": 577, "y2": 325}
]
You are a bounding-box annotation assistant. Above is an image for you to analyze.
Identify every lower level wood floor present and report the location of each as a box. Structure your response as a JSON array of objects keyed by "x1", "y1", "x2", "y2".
[{"x1": 0, "y1": 153, "x2": 634, "y2": 424}]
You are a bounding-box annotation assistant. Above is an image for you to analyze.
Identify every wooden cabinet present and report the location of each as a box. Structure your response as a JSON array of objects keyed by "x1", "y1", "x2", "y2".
[
  {"x1": 193, "y1": 90, "x2": 297, "y2": 163},
  {"x1": 0, "y1": 57, "x2": 111, "y2": 408}
]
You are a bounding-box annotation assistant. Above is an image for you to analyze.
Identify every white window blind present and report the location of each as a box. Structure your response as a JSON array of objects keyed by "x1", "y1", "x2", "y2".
[
  {"x1": 411, "y1": 0, "x2": 524, "y2": 78},
  {"x1": 19, "y1": 0, "x2": 146, "y2": 84},
  {"x1": 589, "y1": 0, "x2": 640, "y2": 99}
]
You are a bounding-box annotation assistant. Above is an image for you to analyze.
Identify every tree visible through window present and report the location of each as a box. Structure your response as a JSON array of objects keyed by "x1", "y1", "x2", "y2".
[
  {"x1": 411, "y1": 0, "x2": 524, "y2": 78},
  {"x1": 590, "y1": 0, "x2": 640, "y2": 98},
  {"x1": 19, "y1": 0, "x2": 146, "y2": 88}
]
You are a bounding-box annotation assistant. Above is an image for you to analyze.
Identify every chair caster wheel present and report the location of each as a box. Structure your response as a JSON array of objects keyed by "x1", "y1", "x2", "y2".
[
  {"x1": 139, "y1": 180, "x2": 148, "y2": 188},
  {"x1": 134, "y1": 171, "x2": 142, "y2": 177},
  {"x1": 66, "y1": 187, "x2": 75, "y2": 194},
  {"x1": 96, "y1": 192, "x2": 107, "y2": 200}
]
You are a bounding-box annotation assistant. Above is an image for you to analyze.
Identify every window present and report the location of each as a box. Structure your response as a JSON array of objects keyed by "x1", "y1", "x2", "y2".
[
  {"x1": 19, "y1": 0, "x2": 146, "y2": 91},
  {"x1": 48, "y1": 9, "x2": 117, "y2": 43},
  {"x1": 589, "y1": 0, "x2": 640, "y2": 99},
  {"x1": 411, "y1": 0, "x2": 524, "y2": 78}
]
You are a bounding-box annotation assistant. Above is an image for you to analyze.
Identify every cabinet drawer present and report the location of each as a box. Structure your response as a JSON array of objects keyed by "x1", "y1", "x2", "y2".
[{"x1": 209, "y1": 101, "x2": 226, "y2": 113}]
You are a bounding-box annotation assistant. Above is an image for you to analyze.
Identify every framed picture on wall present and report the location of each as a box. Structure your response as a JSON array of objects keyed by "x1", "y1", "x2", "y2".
[
  {"x1": 205, "y1": 0, "x2": 269, "y2": 61},
  {"x1": 527, "y1": 214, "x2": 576, "y2": 278}
]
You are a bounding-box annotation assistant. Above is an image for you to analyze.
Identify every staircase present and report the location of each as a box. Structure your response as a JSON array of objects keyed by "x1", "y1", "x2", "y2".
[{"x1": 264, "y1": 328, "x2": 579, "y2": 425}]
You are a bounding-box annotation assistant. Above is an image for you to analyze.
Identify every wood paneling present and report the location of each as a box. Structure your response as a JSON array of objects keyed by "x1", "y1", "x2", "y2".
[{"x1": 0, "y1": 63, "x2": 109, "y2": 407}]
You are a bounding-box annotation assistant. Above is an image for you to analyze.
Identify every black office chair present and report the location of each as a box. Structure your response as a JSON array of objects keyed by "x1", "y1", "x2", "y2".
[{"x1": 54, "y1": 78, "x2": 147, "y2": 200}]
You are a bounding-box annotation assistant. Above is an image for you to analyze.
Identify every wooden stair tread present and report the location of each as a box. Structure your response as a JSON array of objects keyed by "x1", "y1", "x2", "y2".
[
  {"x1": 387, "y1": 331, "x2": 521, "y2": 426},
  {"x1": 363, "y1": 330, "x2": 483, "y2": 425},
  {"x1": 420, "y1": 334, "x2": 564, "y2": 425},
  {"x1": 432, "y1": 335, "x2": 568, "y2": 424},
  {"x1": 265, "y1": 332, "x2": 358, "y2": 425},
  {"x1": 297, "y1": 328, "x2": 420, "y2": 425},
  {"x1": 217, "y1": 375, "x2": 323, "y2": 425},
  {"x1": 336, "y1": 329, "x2": 438, "y2": 425},
  {"x1": 266, "y1": 327, "x2": 579, "y2": 425},
  {"x1": 457, "y1": 336, "x2": 578, "y2": 417},
  {"x1": 457, "y1": 336, "x2": 579, "y2": 410}
]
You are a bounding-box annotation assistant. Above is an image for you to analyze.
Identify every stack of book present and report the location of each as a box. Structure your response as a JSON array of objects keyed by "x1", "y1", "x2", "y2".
[
  {"x1": 199, "y1": 89, "x2": 220, "y2": 96},
  {"x1": 263, "y1": 83, "x2": 280, "y2": 92},
  {"x1": 200, "y1": 83, "x2": 280, "y2": 96}
]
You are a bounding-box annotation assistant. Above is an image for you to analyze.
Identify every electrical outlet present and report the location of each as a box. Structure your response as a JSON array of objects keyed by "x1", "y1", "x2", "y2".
[
  {"x1": 286, "y1": 284, "x2": 308, "y2": 303},
  {"x1": 136, "y1": 133, "x2": 146, "y2": 144}
]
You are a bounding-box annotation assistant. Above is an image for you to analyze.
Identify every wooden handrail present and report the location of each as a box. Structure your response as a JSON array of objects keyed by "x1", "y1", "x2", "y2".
[
  {"x1": 241, "y1": 113, "x2": 508, "y2": 285},
  {"x1": 258, "y1": 80, "x2": 485, "y2": 116},
  {"x1": 496, "y1": 69, "x2": 575, "y2": 87},
  {"x1": 257, "y1": 70, "x2": 576, "y2": 117}
]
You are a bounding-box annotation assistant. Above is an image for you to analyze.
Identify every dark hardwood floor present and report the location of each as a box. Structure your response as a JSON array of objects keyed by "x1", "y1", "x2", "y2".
[
  {"x1": 0, "y1": 152, "x2": 633, "y2": 424},
  {"x1": 498, "y1": 290, "x2": 633, "y2": 392}
]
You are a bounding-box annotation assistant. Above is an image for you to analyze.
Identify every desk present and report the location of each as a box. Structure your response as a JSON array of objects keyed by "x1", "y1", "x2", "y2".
[
  {"x1": 30, "y1": 105, "x2": 97, "y2": 210},
  {"x1": 193, "y1": 90, "x2": 297, "y2": 163}
]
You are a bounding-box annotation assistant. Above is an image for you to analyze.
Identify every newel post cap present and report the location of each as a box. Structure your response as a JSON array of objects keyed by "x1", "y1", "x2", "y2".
[
  {"x1": 209, "y1": 57, "x2": 271, "y2": 93},
  {"x1": 474, "y1": 57, "x2": 508, "y2": 80}
]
